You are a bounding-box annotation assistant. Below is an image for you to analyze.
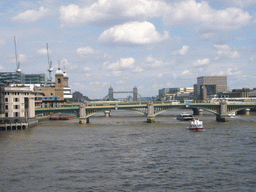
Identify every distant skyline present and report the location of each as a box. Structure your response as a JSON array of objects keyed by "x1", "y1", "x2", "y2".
[{"x1": 0, "y1": 0, "x2": 255, "y2": 99}]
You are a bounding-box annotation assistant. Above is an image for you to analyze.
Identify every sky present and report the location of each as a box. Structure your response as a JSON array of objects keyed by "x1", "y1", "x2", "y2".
[{"x1": 0, "y1": 0, "x2": 255, "y2": 99}]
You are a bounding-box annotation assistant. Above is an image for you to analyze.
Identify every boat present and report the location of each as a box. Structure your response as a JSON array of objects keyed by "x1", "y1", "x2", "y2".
[
  {"x1": 189, "y1": 118, "x2": 203, "y2": 131},
  {"x1": 228, "y1": 112, "x2": 236, "y2": 118},
  {"x1": 177, "y1": 112, "x2": 194, "y2": 121}
]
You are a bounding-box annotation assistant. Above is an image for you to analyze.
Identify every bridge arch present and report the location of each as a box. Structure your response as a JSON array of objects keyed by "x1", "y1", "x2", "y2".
[{"x1": 85, "y1": 108, "x2": 147, "y2": 118}]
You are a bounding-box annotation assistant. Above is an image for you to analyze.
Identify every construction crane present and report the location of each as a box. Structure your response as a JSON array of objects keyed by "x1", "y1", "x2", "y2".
[
  {"x1": 46, "y1": 43, "x2": 53, "y2": 80},
  {"x1": 14, "y1": 37, "x2": 21, "y2": 72}
]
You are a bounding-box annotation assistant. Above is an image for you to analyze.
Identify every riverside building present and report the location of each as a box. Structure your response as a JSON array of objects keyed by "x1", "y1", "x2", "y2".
[
  {"x1": 40, "y1": 67, "x2": 72, "y2": 101},
  {"x1": 0, "y1": 85, "x2": 38, "y2": 130},
  {"x1": 194, "y1": 76, "x2": 227, "y2": 100}
]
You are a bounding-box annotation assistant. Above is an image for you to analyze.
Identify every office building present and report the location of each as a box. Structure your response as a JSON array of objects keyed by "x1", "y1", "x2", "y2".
[
  {"x1": 0, "y1": 71, "x2": 45, "y2": 85},
  {"x1": 194, "y1": 76, "x2": 227, "y2": 100}
]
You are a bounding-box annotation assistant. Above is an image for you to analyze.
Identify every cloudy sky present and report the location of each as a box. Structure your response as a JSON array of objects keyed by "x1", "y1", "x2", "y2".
[{"x1": 0, "y1": 0, "x2": 255, "y2": 98}]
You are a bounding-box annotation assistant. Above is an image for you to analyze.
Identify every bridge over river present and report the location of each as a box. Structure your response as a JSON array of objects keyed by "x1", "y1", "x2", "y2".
[{"x1": 35, "y1": 100, "x2": 256, "y2": 123}]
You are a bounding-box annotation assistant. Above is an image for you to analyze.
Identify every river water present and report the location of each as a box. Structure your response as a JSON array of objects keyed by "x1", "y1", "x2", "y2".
[{"x1": 1, "y1": 109, "x2": 256, "y2": 191}]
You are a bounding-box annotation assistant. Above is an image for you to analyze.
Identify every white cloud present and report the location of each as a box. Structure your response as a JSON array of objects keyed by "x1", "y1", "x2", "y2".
[
  {"x1": 60, "y1": 58, "x2": 78, "y2": 70},
  {"x1": 157, "y1": 73, "x2": 163, "y2": 78},
  {"x1": 98, "y1": 21, "x2": 169, "y2": 45},
  {"x1": 163, "y1": 0, "x2": 252, "y2": 30},
  {"x1": 146, "y1": 55, "x2": 167, "y2": 68},
  {"x1": 59, "y1": 0, "x2": 169, "y2": 27},
  {"x1": 77, "y1": 46, "x2": 97, "y2": 55},
  {"x1": 85, "y1": 73, "x2": 91, "y2": 78},
  {"x1": 12, "y1": 6, "x2": 50, "y2": 23},
  {"x1": 83, "y1": 67, "x2": 90, "y2": 71},
  {"x1": 117, "y1": 80, "x2": 125, "y2": 84},
  {"x1": 59, "y1": 0, "x2": 252, "y2": 31},
  {"x1": 105, "y1": 57, "x2": 135, "y2": 70},
  {"x1": 181, "y1": 70, "x2": 190, "y2": 75},
  {"x1": 214, "y1": 44, "x2": 240, "y2": 59},
  {"x1": 227, "y1": 68, "x2": 242, "y2": 76},
  {"x1": 193, "y1": 58, "x2": 210, "y2": 66},
  {"x1": 217, "y1": 0, "x2": 256, "y2": 7},
  {"x1": 37, "y1": 48, "x2": 49, "y2": 55},
  {"x1": 89, "y1": 81, "x2": 100, "y2": 86},
  {"x1": 201, "y1": 33, "x2": 214, "y2": 39},
  {"x1": 132, "y1": 66, "x2": 144, "y2": 73},
  {"x1": 0, "y1": 66, "x2": 5, "y2": 70},
  {"x1": 211, "y1": 71, "x2": 225, "y2": 76},
  {"x1": 102, "y1": 82, "x2": 110, "y2": 86},
  {"x1": 112, "y1": 71, "x2": 122, "y2": 76},
  {"x1": 172, "y1": 45, "x2": 189, "y2": 55},
  {"x1": 11, "y1": 54, "x2": 28, "y2": 63},
  {"x1": 120, "y1": 58, "x2": 135, "y2": 69},
  {"x1": 106, "y1": 61, "x2": 120, "y2": 70},
  {"x1": 18, "y1": 54, "x2": 27, "y2": 62}
]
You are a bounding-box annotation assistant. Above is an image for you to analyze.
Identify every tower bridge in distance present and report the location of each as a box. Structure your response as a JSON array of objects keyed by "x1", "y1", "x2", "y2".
[
  {"x1": 35, "y1": 100, "x2": 256, "y2": 123},
  {"x1": 103, "y1": 86, "x2": 145, "y2": 101}
]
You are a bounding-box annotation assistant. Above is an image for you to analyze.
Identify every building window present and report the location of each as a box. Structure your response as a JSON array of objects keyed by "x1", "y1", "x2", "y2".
[
  {"x1": 57, "y1": 78, "x2": 61, "y2": 85},
  {"x1": 14, "y1": 98, "x2": 19, "y2": 102},
  {"x1": 5, "y1": 105, "x2": 8, "y2": 110},
  {"x1": 14, "y1": 105, "x2": 19, "y2": 109},
  {"x1": 5, "y1": 98, "x2": 8, "y2": 102},
  {"x1": 5, "y1": 113, "x2": 8, "y2": 117},
  {"x1": 14, "y1": 112, "x2": 19, "y2": 117}
]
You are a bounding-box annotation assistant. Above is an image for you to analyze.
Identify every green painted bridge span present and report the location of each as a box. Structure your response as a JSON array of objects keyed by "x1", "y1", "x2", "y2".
[{"x1": 35, "y1": 101, "x2": 256, "y2": 121}]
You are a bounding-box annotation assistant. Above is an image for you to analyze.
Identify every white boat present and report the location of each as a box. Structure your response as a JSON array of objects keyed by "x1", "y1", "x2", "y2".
[
  {"x1": 189, "y1": 118, "x2": 203, "y2": 131},
  {"x1": 228, "y1": 112, "x2": 236, "y2": 118},
  {"x1": 177, "y1": 112, "x2": 193, "y2": 121}
]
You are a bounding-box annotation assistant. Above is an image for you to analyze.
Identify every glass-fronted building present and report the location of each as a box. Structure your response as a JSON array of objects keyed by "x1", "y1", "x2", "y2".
[{"x1": 0, "y1": 72, "x2": 45, "y2": 85}]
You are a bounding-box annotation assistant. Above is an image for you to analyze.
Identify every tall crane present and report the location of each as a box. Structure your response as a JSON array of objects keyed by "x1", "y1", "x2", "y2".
[
  {"x1": 46, "y1": 43, "x2": 53, "y2": 80},
  {"x1": 14, "y1": 37, "x2": 21, "y2": 72}
]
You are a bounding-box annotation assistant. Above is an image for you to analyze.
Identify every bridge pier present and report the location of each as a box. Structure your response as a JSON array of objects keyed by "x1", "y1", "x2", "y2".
[
  {"x1": 147, "y1": 100, "x2": 155, "y2": 123},
  {"x1": 104, "y1": 110, "x2": 111, "y2": 117},
  {"x1": 79, "y1": 117, "x2": 89, "y2": 124},
  {"x1": 237, "y1": 108, "x2": 250, "y2": 115},
  {"x1": 192, "y1": 108, "x2": 203, "y2": 116},
  {"x1": 216, "y1": 115, "x2": 228, "y2": 122},
  {"x1": 216, "y1": 99, "x2": 228, "y2": 122},
  {"x1": 79, "y1": 103, "x2": 89, "y2": 124}
]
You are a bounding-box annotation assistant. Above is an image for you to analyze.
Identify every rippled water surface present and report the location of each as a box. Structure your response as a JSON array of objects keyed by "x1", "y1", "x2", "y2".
[{"x1": 1, "y1": 110, "x2": 256, "y2": 191}]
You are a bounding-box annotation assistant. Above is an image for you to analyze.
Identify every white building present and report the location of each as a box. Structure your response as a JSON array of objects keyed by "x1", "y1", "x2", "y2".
[{"x1": 0, "y1": 86, "x2": 38, "y2": 130}]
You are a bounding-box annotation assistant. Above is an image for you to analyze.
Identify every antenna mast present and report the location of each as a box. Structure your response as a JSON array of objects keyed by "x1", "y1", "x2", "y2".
[
  {"x1": 14, "y1": 37, "x2": 21, "y2": 72},
  {"x1": 46, "y1": 43, "x2": 53, "y2": 80}
]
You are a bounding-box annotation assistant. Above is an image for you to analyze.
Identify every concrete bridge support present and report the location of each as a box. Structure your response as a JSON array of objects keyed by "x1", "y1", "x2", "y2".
[
  {"x1": 147, "y1": 100, "x2": 155, "y2": 123},
  {"x1": 192, "y1": 108, "x2": 203, "y2": 115},
  {"x1": 216, "y1": 99, "x2": 228, "y2": 122},
  {"x1": 237, "y1": 108, "x2": 250, "y2": 115},
  {"x1": 216, "y1": 115, "x2": 228, "y2": 122},
  {"x1": 79, "y1": 104, "x2": 89, "y2": 124},
  {"x1": 104, "y1": 111, "x2": 111, "y2": 117}
]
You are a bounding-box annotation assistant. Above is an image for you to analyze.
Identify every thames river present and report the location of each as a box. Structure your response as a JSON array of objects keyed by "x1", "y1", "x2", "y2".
[{"x1": 1, "y1": 109, "x2": 256, "y2": 191}]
